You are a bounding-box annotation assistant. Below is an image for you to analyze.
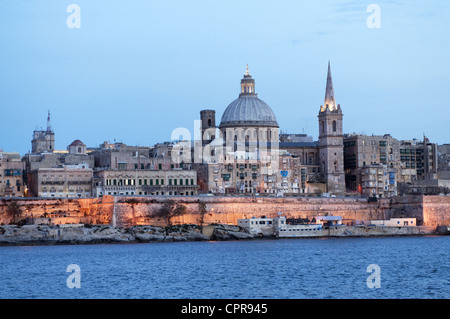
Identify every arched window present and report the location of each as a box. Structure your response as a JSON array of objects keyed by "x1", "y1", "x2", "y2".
[
  {"x1": 333, "y1": 120, "x2": 337, "y2": 132},
  {"x1": 208, "y1": 119, "x2": 211, "y2": 127},
  {"x1": 78, "y1": 147, "x2": 82, "y2": 153}
]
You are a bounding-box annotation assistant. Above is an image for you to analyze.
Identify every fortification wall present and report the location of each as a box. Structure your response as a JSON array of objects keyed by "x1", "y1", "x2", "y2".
[
  {"x1": 389, "y1": 195, "x2": 450, "y2": 227},
  {"x1": 106, "y1": 195, "x2": 390, "y2": 228},
  {"x1": 1, "y1": 195, "x2": 449, "y2": 228}
]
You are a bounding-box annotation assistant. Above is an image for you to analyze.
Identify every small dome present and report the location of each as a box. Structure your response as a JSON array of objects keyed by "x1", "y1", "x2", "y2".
[{"x1": 70, "y1": 140, "x2": 86, "y2": 147}]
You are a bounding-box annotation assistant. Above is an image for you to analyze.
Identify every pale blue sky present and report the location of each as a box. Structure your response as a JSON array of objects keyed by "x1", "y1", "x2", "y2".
[{"x1": 1, "y1": 0, "x2": 449, "y2": 154}]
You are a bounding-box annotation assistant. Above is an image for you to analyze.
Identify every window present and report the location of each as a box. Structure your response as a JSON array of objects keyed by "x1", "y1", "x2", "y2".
[{"x1": 332, "y1": 120, "x2": 337, "y2": 132}]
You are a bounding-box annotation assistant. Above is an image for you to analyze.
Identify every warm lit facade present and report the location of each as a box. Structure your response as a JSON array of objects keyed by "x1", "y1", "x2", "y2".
[
  {"x1": 29, "y1": 165, "x2": 93, "y2": 198},
  {"x1": 93, "y1": 169, "x2": 198, "y2": 197}
]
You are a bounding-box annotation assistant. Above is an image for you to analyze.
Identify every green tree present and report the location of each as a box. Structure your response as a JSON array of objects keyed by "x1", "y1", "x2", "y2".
[{"x1": 6, "y1": 201, "x2": 23, "y2": 224}]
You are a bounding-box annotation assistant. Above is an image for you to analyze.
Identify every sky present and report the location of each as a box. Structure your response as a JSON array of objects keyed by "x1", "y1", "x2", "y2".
[{"x1": 0, "y1": 0, "x2": 449, "y2": 155}]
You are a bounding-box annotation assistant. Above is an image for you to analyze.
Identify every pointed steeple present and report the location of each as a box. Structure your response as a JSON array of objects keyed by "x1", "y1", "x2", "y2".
[{"x1": 323, "y1": 61, "x2": 336, "y2": 111}]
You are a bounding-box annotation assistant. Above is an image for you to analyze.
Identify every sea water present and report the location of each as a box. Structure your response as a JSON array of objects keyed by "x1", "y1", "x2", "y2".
[{"x1": 0, "y1": 236, "x2": 448, "y2": 299}]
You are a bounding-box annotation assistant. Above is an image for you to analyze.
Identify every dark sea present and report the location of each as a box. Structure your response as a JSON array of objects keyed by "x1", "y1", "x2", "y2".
[{"x1": 0, "y1": 236, "x2": 448, "y2": 299}]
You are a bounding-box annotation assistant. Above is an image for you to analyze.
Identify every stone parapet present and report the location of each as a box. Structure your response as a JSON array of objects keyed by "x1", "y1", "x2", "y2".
[{"x1": 1, "y1": 195, "x2": 449, "y2": 228}]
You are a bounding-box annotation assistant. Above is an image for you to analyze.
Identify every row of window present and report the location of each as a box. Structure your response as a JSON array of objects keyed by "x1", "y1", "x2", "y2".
[
  {"x1": 105, "y1": 178, "x2": 195, "y2": 186},
  {"x1": 400, "y1": 149, "x2": 423, "y2": 155},
  {"x1": 4, "y1": 169, "x2": 22, "y2": 176},
  {"x1": 105, "y1": 191, "x2": 195, "y2": 196}
]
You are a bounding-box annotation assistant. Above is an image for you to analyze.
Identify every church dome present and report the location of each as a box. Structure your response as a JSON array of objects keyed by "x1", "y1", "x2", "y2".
[
  {"x1": 69, "y1": 139, "x2": 85, "y2": 147},
  {"x1": 219, "y1": 66, "x2": 279, "y2": 128}
]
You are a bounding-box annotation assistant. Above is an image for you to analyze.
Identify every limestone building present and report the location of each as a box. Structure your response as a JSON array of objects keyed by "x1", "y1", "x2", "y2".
[
  {"x1": 195, "y1": 63, "x2": 345, "y2": 195},
  {"x1": 0, "y1": 151, "x2": 25, "y2": 197},
  {"x1": 360, "y1": 164, "x2": 397, "y2": 198},
  {"x1": 29, "y1": 165, "x2": 93, "y2": 198},
  {"x1": 343, "y1": 133, "x2": 438, "y2": 196},
  {"x1": 93, "y1": 169, "x2": 198, "y2": 197},
  {"x1": 31, "y1": 111, "x2": 55, "y2": 154}
]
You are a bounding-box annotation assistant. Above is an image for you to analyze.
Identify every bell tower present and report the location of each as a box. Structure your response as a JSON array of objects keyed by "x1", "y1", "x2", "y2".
[
  {"x1": 318, "y1": 62, "x2": 346, "y2": 195},
  {"x1": 200, "y1": 109, "x2": 216, "y2": 146},
  {"x1": 31, "y1": 111, "x2": 55, "y2": 154}
]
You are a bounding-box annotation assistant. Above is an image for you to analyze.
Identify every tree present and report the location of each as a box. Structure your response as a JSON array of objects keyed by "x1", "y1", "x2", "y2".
[
  {"x1": 198, "y1": 201, "x2": 207, "y2": 227},
  {"x1": 152, "y1": 200, "x2": 186, "y2": 227},
  {"x1": 6, "y1": 201, "x2": 23, "y2": 224}
]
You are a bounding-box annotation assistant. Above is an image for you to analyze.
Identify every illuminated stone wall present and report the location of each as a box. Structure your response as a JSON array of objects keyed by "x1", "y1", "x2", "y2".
[{"x1": 1, "y1": 195, "x2": 448, "y2": 228}]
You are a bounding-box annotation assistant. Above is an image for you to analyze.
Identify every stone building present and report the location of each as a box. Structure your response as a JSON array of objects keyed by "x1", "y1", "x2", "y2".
[
  {"x1": 196, "y1": 65, "x2": 280, "y2": 194},
  {"x1": 92, "y1": 142, "x2": 153, "y2": 170},
  {"x1": 344, "y1": 134, "x2": 400, "y2": 193},
  {"x1": 194, "y1": 63, "x2": 346, "y2": 195},
  {"x1": 93, "y1": 169, "x2": 198, "y2": 197},
  {"x1": 360, "y1": 163, "x2": 397, "y2": 197},
  {"x1": 24, "y1": 138, "x2": 94, "y2": 197},
  {"x1": 31, "y1": 111, "x2": 55, "y2": 154},
  {"x1": 29, "y1": 165, "x2": 93, "y2": 198},
  {"x1": 437, "y1": 144, "x2": 450, "y2": 179},
  {"x1": 399, "y1": 137, "x2": 437, "y2": 182},
  {"x1": 343, "y1": 133, "x2": 438, "y2": 196},
  {"x1": 0, "y1": 151, "x2": 25, "y2": 197}
]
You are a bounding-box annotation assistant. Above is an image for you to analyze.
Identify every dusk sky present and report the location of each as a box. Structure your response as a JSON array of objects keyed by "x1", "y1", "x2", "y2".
[{"x1": 1, "y1": 1, "x2": 449, "y2": 155}]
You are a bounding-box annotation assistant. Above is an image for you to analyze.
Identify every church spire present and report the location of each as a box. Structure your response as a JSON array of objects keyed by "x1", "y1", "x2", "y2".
[{"x1": 323, "y1": 61, "x2": 336, "y2": 111}]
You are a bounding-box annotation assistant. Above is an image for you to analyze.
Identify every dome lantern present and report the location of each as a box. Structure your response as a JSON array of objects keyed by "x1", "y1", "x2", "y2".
[{"x1": 219, "y1": 66, "x2": 279, "y2": 129}]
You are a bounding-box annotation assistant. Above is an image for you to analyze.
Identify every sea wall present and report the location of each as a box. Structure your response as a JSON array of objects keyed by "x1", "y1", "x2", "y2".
[
  {"x1": 0, "y1": 223, "x2": 437, "y2": 246},
  {"x1": 388, "y1": 195, "x2": 450, "y2": 226},
  {"x1": 1, "y1": 195, "x2": 449, "y2": 228},
  {"x1": 111, "y1": 195, "x2": 390, "y2": 228}
]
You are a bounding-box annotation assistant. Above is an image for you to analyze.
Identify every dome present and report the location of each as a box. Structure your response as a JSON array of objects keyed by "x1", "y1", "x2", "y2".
[
  {"x1": 220, "y1": 96, "x2": 278, "y2": 128},
  {"x1": 219, "y1": 66, "x2": 278, "y2": 128},
  {"x1": 69, "y1": 140, "x2": 85, "y2": 147}
]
